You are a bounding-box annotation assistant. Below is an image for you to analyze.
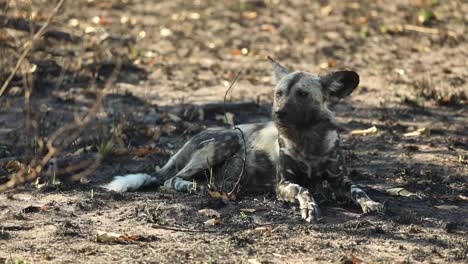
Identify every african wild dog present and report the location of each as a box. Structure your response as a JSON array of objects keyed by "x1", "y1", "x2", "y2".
[{"x1": 105, "y1": 57, "x2": 383, "y2": 222}]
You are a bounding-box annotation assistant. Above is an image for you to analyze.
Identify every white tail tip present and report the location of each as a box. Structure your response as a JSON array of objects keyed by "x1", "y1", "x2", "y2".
[{"x1": 102, "y1": 173, "x2": 153, "y2": 192}]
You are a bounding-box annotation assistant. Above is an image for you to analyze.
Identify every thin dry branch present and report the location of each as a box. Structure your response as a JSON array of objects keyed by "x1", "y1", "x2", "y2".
[
  {"x1": 0, "y1": 61, "x2": 121, "y2": 192},
  {"x1": 403, "y1": 24, "x2": 440, "y2": 34},
  {"x1": 220, "y1": 71, "x2": 247, "y2": 197},
  {"x1": 0, "y1": 0, "x2": 67, "y2": 97}
]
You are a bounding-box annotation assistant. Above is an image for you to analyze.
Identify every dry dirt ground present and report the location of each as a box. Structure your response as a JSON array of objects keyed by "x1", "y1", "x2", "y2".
[{"x1": 0, "y1": 0, "x2": 467, "y2": 263}]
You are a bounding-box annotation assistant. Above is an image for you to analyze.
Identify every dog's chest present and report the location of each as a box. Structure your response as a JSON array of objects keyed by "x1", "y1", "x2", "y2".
[
  {"x1": 278, "y1": 135, "x2": 344, "y2": 185},
  {"x1": 282, "y1": 149, "x2": 329, "y2": 179}
]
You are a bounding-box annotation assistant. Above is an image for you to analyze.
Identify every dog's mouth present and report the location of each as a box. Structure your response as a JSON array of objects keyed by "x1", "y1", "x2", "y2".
[
  {"x1": 272, "y1": 112, "x2": 289, "y2": 126},
  {"x1": 273, "y1": 111, "x2": 339, "y2": 131}
]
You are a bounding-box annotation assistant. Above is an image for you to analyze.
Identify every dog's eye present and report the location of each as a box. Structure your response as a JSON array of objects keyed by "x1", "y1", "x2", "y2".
[
  {"x1": 276, "y1": 91, "x2": 283, "y2": 97},
  {"x1": 296, "y1": 90, "x2": 308, "y2": 97}
]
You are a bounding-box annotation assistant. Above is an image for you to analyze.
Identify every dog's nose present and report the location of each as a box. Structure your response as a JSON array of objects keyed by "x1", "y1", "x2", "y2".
[{"x1": 274, "y1": 109, "x2": 287, "y2": 119}]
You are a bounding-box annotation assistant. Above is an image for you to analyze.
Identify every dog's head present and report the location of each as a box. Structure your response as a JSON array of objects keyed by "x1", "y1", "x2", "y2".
[{"x1": 268, "y1": 57, "x2": 359, "y2": 130}]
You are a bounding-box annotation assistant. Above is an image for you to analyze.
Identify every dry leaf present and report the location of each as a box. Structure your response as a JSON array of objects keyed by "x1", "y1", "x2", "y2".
[
  {"x1": 208, "y1": 191, "x2": 236, "y2": 201},
  {"x1": 403, "y1": 127, "x2": 430, "y2": 137},
  {"x1": 240, "y1": 208, "x2": 257, "y2": 213},
  {"x1": 92, "y1": 16, "x2": 112, "y2": 25},
  {"x1": 96, "y1": 231, "x2": 125, "y2": 243},
  {"x1": 319, "y1": 60, "x2": 337, "y2": 69},
  {"x1": 352, "y1": 255, "x2": 364, "y2": 264},
  {"x1": 85, "y1": 26, "x2": 96, "y2": 34},
  {"x1": 204, "y1": 218, "x2": 220, "y2": 226},
  {"x1": 350, "y1": 126, "x2": 378, "y2": 136},
  {"x1": 386, "y1": 187, "x2": 422, "y2": 199},
  {"x1": 260, "y1": 24, "x2": 277, "y2": 33},
  {"x1": 434, "y1": 205, "x2": 459, "y2": 210},
  {"x1": 320, "y1": 5, "x2": 333, "y2": 16},
  {"x1": 231, "y1": 49, "x2": 242, "y2": 56},
  {"x1": 132, "y1": 147, "x2": 154, "y2": 157},
  {"x1": 240, "y1": 208, "x2": 266, "y2": 214},
  {"x1": 198, "y1": 209, "x2": 221, "y2": 218},
  {"x1": 242, "y1": 11, "x2": 258, "y2": 20},
  {"x1": 254, "y1": 227, "x2": 271, "y2": 233},
  {"x1": 355, "y1": 16, "x2": 369, "y2": 24}
]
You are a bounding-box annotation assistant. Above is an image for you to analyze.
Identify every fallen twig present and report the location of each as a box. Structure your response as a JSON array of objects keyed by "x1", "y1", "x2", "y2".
[
  {"x1": 403, "y1": 24, "x2": 440, "y2": 35},
  {"x1": 151, "y1": 224, "x2": 220, "y2": 233},
  {"x1": 0, "y1": 0, "x2": 67, "y2": 97}
]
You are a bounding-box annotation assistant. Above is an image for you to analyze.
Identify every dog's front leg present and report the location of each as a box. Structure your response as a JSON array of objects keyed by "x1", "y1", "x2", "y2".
[
  {"x1": 277, "y1": 180, "x2": 320, "y2": 222},
  {"x1": 325, "y1": 150, "x2": 383, "y2": 214},
  {"x1": 349, "y1": 183, "x2": 383, "y2": 214},
  {"x1": 330, "y1": 174, "x2": 383, "y2": 214},
  {"x1": 275, "y1": 150, "x2": 319, "y2": 222}
]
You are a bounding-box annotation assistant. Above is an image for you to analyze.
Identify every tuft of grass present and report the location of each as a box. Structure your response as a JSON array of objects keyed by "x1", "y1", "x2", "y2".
[
  {"x1": 96, "y1": 138, "x2": 114, "y2": 159},
  {"x1": 239, "y1": 211, "x2": 250, "y2": 221},
  {"x1": 144, "y1": 203, "x2": 163, "y2": 224},
  {"x1": 191, "y1": 179, "x2": 198, "y2": 193}
]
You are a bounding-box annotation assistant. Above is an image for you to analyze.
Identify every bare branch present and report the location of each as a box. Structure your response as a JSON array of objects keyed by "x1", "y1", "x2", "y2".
[
  {"x1": 0, "y1": 60, "x2": 121, "y2": 192},
  {"x1": 0, "y1": 0, "x2": 67, "y2": 97},
  {"x1": 219, "y1": 71, "x2": 247, "y2": 197}
]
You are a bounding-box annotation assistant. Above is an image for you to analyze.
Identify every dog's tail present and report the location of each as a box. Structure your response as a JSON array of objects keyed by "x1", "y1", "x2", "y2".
[
  {"x1": 103, "y1": 156, "x2": 179, "y2": 192},
  {"x1": 102, "y1": 173, "x2": 161, "y2": 192}
]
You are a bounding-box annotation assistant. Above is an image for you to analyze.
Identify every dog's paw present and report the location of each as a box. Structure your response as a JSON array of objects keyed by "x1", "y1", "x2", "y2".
[
  {"x1": 300, "y1": 201, "x2": 320, "y2": 222},
  {"x1": 164, "y1": 177, "x2": 199, "y2": 193},
  {"x1": 359, "y1": 199, "x2": 384, "y2": 214},
  {"x1": 297, "y1": 191, "x2": 320, "y2": 222}
]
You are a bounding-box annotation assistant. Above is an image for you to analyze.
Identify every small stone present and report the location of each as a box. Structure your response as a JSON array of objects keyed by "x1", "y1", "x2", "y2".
[{"x1": 160, "y1": 28, "x2": 172, "y2": 37}]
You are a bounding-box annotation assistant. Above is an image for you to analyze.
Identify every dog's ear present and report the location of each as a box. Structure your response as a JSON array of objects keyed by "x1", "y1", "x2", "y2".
[
  {"x1": 320, "y1": 71, "x2": 359, "y2": 98},
  {"x1": 267, "y1": 56, "x2": 289, "y2": 84}
]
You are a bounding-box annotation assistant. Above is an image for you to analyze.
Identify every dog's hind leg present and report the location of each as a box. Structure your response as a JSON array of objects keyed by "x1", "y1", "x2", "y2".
[
  {"x1": 162, "y1": 128, "x2": 243, "y2": 192},
  {"x1": 104, "y1": 128, "x2": 242, "y2": 192}
]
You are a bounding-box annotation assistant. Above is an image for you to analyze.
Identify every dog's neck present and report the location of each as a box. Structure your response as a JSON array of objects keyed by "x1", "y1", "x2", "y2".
[{"x1": 276, "y1": 121, "x2": 339, "y2": 159}]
